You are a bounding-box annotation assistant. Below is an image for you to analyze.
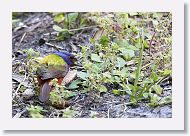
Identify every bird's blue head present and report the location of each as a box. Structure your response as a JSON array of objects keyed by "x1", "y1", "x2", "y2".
[{"x1": 54, "y1": 51, "x2": 76, "y2": 66}]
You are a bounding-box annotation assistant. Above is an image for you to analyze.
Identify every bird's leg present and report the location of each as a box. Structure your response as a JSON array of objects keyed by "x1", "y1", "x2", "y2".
[{"x1": 57, "y1": 77, "x2": 64, "y2": 85}]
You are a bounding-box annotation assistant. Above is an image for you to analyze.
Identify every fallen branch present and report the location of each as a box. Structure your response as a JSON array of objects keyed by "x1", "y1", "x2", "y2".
[
  {"x1": 45, "y1": 42, "x2": 64, "y2": 51},
  {"x1": 13, "y1": 109, "x2": 27, "y2": 118}
]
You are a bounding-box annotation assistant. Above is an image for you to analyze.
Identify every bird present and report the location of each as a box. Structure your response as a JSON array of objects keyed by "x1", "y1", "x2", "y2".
[{"x1": 36, "y1": 51, "x2": 76, "y2": 102}]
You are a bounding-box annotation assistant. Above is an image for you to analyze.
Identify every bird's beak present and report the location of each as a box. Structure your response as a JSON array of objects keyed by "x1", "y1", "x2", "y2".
[{"x1": 70, "y1": 56, "x2": 78, "y2": 66}]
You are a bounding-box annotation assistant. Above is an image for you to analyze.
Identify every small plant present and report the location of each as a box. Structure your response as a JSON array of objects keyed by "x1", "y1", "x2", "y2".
[
  {"x1": 23, "y1": 48, "x2": 41, "y2": 90},
  {"x1": 69, "y1": 12, "x2": 172, "y2": 107},
  {"x1": 23, "y1": 48, "x2": 40, "y2": 59},
  {"x1": 27, "y1": 105, "x2": 44, "y2": 118},
  {"x1": 52, "y1": 12, "x2": 86, "y2": 41},
  {"x1": 62, "y1": 107, "x2": 78, "y2": 118},
  {"x1": 130, "y1": 30, "x2": 144, "y2": 105},
  {"x1": 49, "y1": 79, "x2": 76, "y2": 106},
  {"x1": 53, "y1": 12, "x2": 79, "y2": 29}
]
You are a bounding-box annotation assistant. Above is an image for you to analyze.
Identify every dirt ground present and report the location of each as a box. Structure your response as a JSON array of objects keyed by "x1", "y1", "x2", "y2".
[{"x1": 12, "y1": 12, "x2": 172, "y2": 118}]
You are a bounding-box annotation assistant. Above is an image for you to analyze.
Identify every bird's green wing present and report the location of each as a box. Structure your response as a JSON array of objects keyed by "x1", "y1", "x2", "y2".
[
  {"x1": 40, "y1": 54, "x2": 67, "y2": 65},
  {"x1": 37, "y1": 54, "x2": 69, "y2": 80},
  {"x1": 37, "y1": 64, "x2": 69, "y2": 80}
]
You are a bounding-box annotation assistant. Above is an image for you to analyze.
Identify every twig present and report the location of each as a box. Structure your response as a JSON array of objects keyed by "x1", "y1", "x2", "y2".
[
  {"x1": 69, "y1": 25, "x2": 99, "y2": 32},
  {"x1": 43, "y1": 25, "x2": 99, "y2": 36},
  {"x1": 156, "y1": 75, "x2": 171, "y2": 85},
  {"x1": 126, "y1": 60, "x2": 137, "y2": 66},
  {"x1": 107, "y1": 108, "x2": 110, "y2": 118},
  {"x1": 45, "y1": 42, "x2": 64, "y2": 51},
  {"x1": 141, "y1": 62, "x2": 152, "y2": 70},
  {"x1": 18, "y1": 32, "x2": 27, "y2": 46},
  {"x1": 149, "y1": 31, "x2": 156, "y2": 53},
  {"x1": 13, "y1": 73, "x2": 28, "y2": 99},
  {"x1": 13, "y1": 109, "x2": 27, "y2": 118}
]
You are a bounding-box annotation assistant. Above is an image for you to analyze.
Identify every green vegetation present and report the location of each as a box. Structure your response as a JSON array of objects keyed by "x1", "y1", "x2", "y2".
[{"x1": 12, "y1": 12, "x2": 172, "y2": 118}]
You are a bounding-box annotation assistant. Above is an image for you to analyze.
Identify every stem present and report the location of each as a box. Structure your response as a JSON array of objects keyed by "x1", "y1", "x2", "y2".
[
  {"x1": 137, "y1": 84, "x2": 148, "y2": 98},
  {"x1": 66, "y1": 13, "x2": 70, "y2": 29},
  {"x1": 130, "y1": 30, "x2": 144, "y2": 103},
  {"x1": 149, "y1": 31, "x2": 156, "y2": 53},
  {"x1": 43, "y1": 25, "x2": 99, "y2": 36}
]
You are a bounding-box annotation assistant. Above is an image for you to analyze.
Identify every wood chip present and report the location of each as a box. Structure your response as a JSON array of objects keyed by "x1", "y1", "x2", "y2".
[
  {"x1": 63, "y1": 70, "x2": 77, "y2": 85},
  {"x1": 22, "y1": 88, "x2": 35, "y2": 100}
]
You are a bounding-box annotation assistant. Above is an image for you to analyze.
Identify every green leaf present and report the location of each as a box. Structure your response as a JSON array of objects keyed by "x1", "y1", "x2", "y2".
[
  {"x1": 53, "y1": 25, "x2": 70, "y2": 33},
  {"x1": 49, "y1": 91, "x2": 62, "y2": 104},
  {"x1": 152, "y1": 84, "x2": 162, "y2": 95},
  {"x1": 163, "y1": 69, "x2": 172, "y2": 76},
  {"x1": 122, "y1": 50, "x2": 135, "y2": 61},
  {"x1": 116, "y1": 39, "x2": 130, "y2": 47},
  {"x1": 120, "y1": 67, "x2": 129, "y2": 77},
  {"x1": 56, "y1": 31, "x2": 73, "y2": 41},
  {"x1": 112, "y1": 70, "x2": 121, "y2": 76},
  {"x1": 77, "y1": 71, "x2": 88, "y2": 80},
  {"x1": 24, "y1": 48, "x2": 40, "y2": 59},
  {"x1": 119, "y1": 46, "x2": 136, "y2": 61},
  {"x1": 127, "y1": 45, "x2": 139, "y2": 51},
  {"x1": 116, "y1": 57, "x2": 126, "y2": 68},
  {"x1": 99, "y1": 35, "x2": 109, "y2": 46},
  {"x1": 63, "y1": 108, "x2": 77, "y2": 118},
  {"x1": 102, "y1": 71, "x2": 112, "y2": 78},
  {"x1": 112, "y1": 89, "x2": 120, "y2": 95},
  {"x1": 54, "y1": 13, "x2": 64, "y2": 23},
  {"x1": 67, "y1": 13, "x2": 78, "y2": 23},
  {"x1": 143, "y1": 93, "x2": 149, "y2": 99},
  {"x1": 114, "y1": 76, "x2": 121, "y2": 83},
  {"x1": 149, "y1": 94, "x2": 159, "y2": 107},
  {"x1": 91, "y1": 64, "x2": 101, "y2": 73},
  {"x1": 68, "y1": 79, "x2": 82, "y2": 89},
  {"x1": 12, "y1": 19, "x2": 21, "y2": 26},
  {"x1": 62, "y1": 90, "x2": 77, "y2": 98},
  {"x1": 129, "y1": 72, "x2": 136, "y2": 79},
  {"x1": 53, "y1": 25, "x2": 63, "y2": 32},
  {"x1": 120, "y1": 83, "x2": 133, "y2": 91},
  {"x1": 112, "y1": 43, "x2": 120, "y2": 50},
  {"x1": 64, "y1": 13, "x2": 79, "y2": 29},
  {"x1": 150, "y1": 72, "x2": 159, "y2": 82},
  {"x1": 27, "y1": 106, "x2": 44, "y2": 118},
  {"x1": 98, "y1": 85, "x2": 108, "y2": 92},
  {"x1": 91, "y1": 53, "x2": 102, "y2": 62},
  {"x1": 143, "y1": 40, "x2": 149, "y2": 49},
  {"x1": 159, "y1": 95, "x2": 172, "y2": 105},
  {"x1": 143, "y1": 78, "x2": 154, "y2": 84}
]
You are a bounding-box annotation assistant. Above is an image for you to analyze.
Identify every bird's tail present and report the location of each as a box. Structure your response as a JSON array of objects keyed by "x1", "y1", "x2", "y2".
[{"x1": 39, "y1": 80, "x2": 52, "y2": 102}]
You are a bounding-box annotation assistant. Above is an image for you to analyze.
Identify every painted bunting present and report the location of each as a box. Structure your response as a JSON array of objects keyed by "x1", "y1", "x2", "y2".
[{"x1": 36, "y1": 51, "x2": 76, "y2": 102}]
